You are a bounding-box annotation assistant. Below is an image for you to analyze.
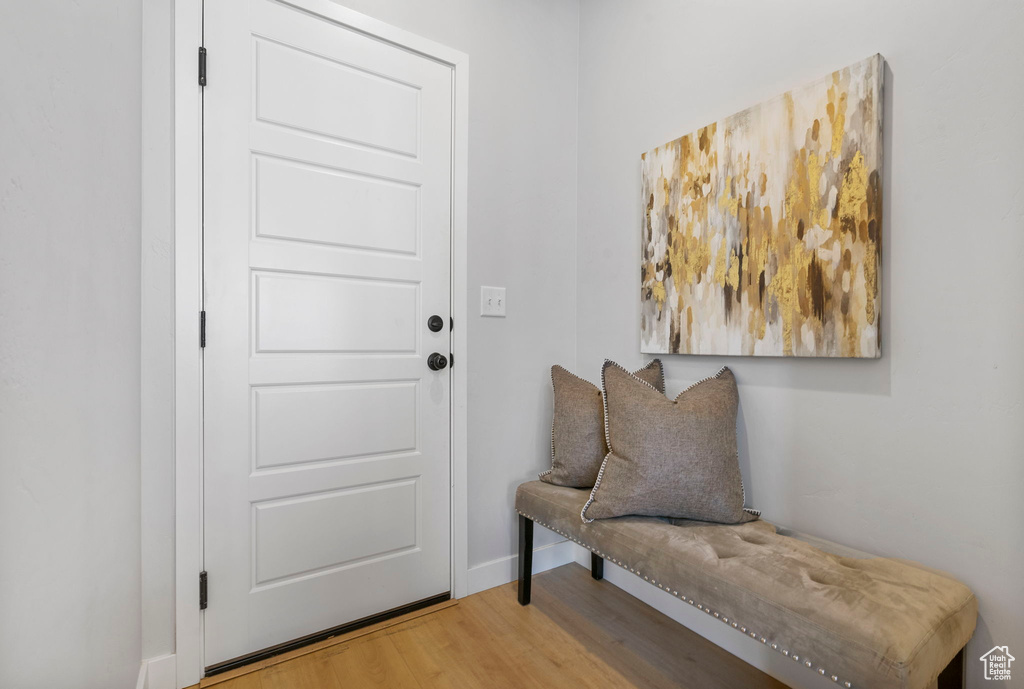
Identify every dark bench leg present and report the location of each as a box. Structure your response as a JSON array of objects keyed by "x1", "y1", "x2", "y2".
[
  {"x1": 591, "y1": 552, "x2": 604, "y2": 580},
  {"x1": 937, "y1": 647, "x2": 965, "y2": 689},
  {"x1": 517, "y1": 514, "x2": 533, "y2": 605}
]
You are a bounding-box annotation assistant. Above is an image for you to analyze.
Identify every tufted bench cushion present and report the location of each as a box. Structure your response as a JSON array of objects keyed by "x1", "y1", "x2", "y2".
[{"x1": 515, "y1": 480, "x2": 976, "y2": 689}]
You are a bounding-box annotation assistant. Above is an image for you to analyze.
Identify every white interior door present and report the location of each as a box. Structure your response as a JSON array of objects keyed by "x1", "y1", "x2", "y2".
[{"x1": 202, "y1": 0, "x2": 453, "y2": 667}]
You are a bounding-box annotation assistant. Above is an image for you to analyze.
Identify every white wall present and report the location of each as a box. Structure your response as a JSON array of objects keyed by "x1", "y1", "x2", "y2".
[
  {"x1": 0, "y1": 1, "x2": 143, "y2": 688},
  {"x1": 141, "y1": 0, "x2": 176, "y2": 663},
  {"x1": 575, "y1": 1, "x2": 1024, "y2": 687}
]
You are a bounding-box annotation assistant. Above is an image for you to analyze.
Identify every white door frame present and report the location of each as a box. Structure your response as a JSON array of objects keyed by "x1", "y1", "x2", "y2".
[{"x1": 171, "y1": 2, "x2": 469, "y2": 684}]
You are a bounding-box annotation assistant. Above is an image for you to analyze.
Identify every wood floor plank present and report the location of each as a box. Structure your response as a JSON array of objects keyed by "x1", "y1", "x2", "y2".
[
  {"x1": 195, "y1": 564, "x2": 786, "y2": 689},
  {"x1": 258, "y1": 651, "x2": 339, "y2": 689},
  {"x1": 413, "y1": 611, "x2": 527, "y2": 689},
  {"x1": 534, "y1": 565, "x2": 786, "y2": 689},
  {"x1": 327, "y1": 633, "x2": 423, "y2": 689},
  {"x1": 468, "y1": 581, "x2": 635, "y2": 689},
  {"x1": 384, "y1": 613, "x2": 478, "y2": 689},
  {"x1": 199, "y1": 600, "x2": 457, "y2": 686}
]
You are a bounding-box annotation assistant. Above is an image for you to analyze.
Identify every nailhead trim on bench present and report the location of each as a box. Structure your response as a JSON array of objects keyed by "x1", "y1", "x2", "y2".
[{"x1": 517, "y1": 510, "x2": 854, "y2": 688}]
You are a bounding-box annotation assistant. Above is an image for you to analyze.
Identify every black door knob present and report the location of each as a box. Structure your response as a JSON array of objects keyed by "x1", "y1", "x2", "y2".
[
  {"x1": 427, "y1": 352, "x2": 448, "y2": 371},
  {"x1": 427, "y1": 315, "x2": 444, "y2": 332}
]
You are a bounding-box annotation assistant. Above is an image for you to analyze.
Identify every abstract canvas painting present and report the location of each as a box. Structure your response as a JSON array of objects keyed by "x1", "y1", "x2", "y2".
[{"x1": 640, "y1": 55, "x2": 883, "y2": 357}]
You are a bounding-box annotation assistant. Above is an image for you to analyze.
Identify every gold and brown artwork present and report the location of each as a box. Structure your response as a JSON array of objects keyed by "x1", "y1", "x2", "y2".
[{"x1": 641, "y1": 55, "x2": 883, "y2": 357}]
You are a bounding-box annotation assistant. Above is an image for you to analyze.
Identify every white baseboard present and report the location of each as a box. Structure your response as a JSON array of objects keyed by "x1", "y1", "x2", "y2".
[
  {"x1": 569, "y1": 544, "x2": 835, "y2": 689},
  {"x1": 466, "y1": 539, "x2": 576, "y2": 595},
  {"x1": 137, "y1": 653, "x2": 177, "y2": 689}
]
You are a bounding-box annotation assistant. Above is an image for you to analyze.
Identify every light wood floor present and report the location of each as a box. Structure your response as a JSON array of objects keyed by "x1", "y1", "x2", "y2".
[{"x1": 191, "y1": 563, "x2": 785, "y2": 689}]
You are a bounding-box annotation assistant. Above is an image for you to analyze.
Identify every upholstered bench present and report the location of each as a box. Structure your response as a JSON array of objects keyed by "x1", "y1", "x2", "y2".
[{"x1": 515, "y1": 480, "x2": 976, "y2": 689}]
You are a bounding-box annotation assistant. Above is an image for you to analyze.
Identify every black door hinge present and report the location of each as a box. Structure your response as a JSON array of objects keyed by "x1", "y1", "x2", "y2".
[
  {"x1": 199, "y1": 571, "x2": 208, "y2": 610},
  {"x1": 200, "y1": 310, "x2": 206, "y2": 348},
  {"x1": 198, "y1": 47, "x2": 207, "y2": 86},
  {"x1": 449, "y1": 316, "x2": 454, "y2": 332},
  {"x1": 449, "y1": 352, "x2": 454, "y2": 369}
]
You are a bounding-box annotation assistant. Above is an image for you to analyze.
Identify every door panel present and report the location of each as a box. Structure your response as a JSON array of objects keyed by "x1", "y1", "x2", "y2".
[
  {"x1": 253, "y1": 272, "x2": 419, "y2": 353},
  {"x1": 203, "y1": 0, "x2": 452, "y2": 666},
  {"x1": 253, "y1": 479, "x2": 419, "y2": 586},
  {"x1": 253, "y1": 37, "x2": 421, "y2": 156},
  {"x1": 254, "y1": 156, "x2": 420, "y2": 254},
  {"x1": 252, "y1": 383, "x2": 418, "y2": 470}
]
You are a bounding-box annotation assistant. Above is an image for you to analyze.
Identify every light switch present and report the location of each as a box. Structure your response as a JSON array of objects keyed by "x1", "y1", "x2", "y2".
[{"x1": 480, "y1": 286, "x2": 506, "y2": 317}]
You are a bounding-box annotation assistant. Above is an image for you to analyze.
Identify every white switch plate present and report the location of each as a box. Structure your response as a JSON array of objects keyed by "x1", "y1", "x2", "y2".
[{"x1": 480, "y1": 286, "x2": 506, "y2": 317}]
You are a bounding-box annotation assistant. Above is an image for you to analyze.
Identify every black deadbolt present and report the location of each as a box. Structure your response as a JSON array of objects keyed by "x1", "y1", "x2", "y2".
[
  {"x1": 427, "y1": 352, "x2": 448, "y2": 371},
  {"x1": 427, "y1": 315, "x2": 444, "y2": 332}
]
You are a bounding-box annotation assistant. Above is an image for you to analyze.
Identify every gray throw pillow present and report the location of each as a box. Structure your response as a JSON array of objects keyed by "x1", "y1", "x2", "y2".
[
  {"x1": 540, "y1": 360, "x2": 664, "y2": 488},
  {"x1": 581, "y1": 362, "x2": 759, "y2": 524}
]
